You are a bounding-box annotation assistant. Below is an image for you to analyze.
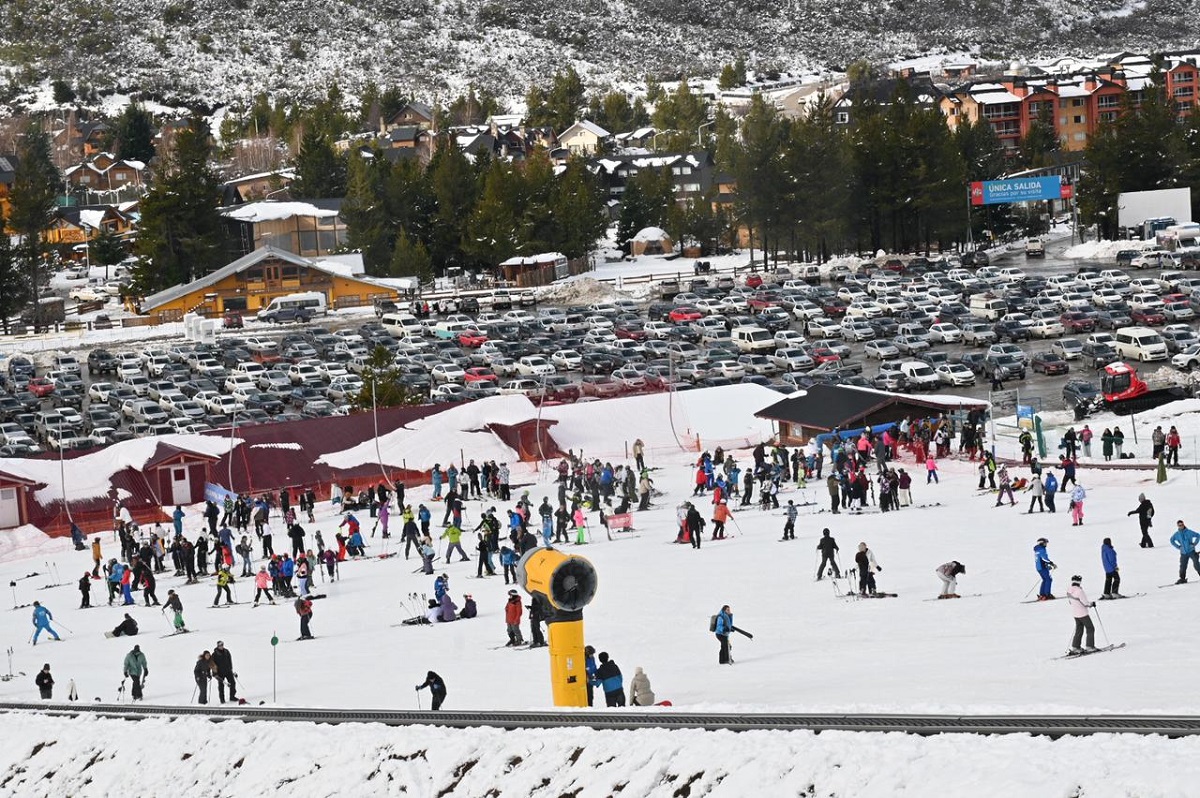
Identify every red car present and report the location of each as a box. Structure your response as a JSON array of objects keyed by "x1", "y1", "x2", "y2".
[
  {"x1": 668, "y1": 306, "x2": 703, "y2": 323},
  {"x1": 1059, "y1": 312, "x2": 1095, "y2": 333},
  {"x1": 27, "y1": 377, "x2": 55, "y2": 398},
  {"x1": 810, "y1": 347, "x2": 842, "y2": 364},
  {"x1": 615, "y1": 324, "x2": 647, "y2": 341},
  {"x1": 463, "y1": 367, "x2": 498, "y2": 383},
  {"x1": 744, "y1": 273, "x2": 764, "y2": 288},
  {"x1": 457, "y1": 328, "x2": 489, "y2": 347},
  {"x1": 747, "y1": 292, "x2": 781, "y2": 310},
  {"x1": 820, "y1": 300, "x2": 848, "y2": 318},
  {"x1": 1131, "y1": 308, "x2": 1166, "y2": 326},
  {"x1": 580, "y1": 375, "x2": 623, "y2": 398}
]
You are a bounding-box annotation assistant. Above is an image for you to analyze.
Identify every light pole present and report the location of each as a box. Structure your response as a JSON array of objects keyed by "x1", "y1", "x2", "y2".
[{"x1": 696, "y1": 120, "x2": 716, "y2": 149}]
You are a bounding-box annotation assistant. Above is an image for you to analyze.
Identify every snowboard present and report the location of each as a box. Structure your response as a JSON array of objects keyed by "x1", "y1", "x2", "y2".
[
  {"x1": 1098, "y1": 593, "x2": 1145, "y2": 600},
  {"x1": 295, "y1": 636, "x2": 317, "y2": 641},
  {"x1": 1057, "y1": 642, "x2": 1126, "y2": 660}
]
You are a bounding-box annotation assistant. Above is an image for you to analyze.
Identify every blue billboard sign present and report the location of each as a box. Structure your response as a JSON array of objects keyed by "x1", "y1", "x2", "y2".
[{"x1": 970, "y1": 176, "x2": 1063, "y2": 206}]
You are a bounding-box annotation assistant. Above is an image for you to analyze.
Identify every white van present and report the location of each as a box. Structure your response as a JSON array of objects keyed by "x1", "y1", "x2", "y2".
[
  {"x1": 1113, "y1": 326, "x2": 1169, "y2": 362},
  {"x1": 731, "y1": 325, "x2": 775, "y2": 354},
  {"x1": 899, "y1": 360, "x2": 939, "y2": 390},
  {"x1": 969, "y1": 294, "x2": 1007, "y2": 320},
  {"x1": 260, "y1": 291, "x2": 327, "y2": 316},
  {"x1": 380, "y1": 312, "x2": 424, "y2": 338}
]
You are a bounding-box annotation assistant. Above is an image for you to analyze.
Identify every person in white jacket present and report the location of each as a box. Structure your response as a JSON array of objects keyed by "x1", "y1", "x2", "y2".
[
  {"x1": 854, "y1": 542, "x2": 881, "y2": 596},
  {"x1": 628, "y1": 666, "x2": 656, "y2": 706},
  {"x1": 1066, "y1": 575, "x2": 1097, "y2": 654},
  {"x1": 935, "y1": 561, "x2": 966, "y2": 599}
]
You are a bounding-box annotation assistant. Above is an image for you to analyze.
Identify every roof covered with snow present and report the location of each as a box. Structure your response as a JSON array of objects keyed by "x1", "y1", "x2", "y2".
[{"x1": 221, "y1": 201, "x2": 340, "y2": 224}]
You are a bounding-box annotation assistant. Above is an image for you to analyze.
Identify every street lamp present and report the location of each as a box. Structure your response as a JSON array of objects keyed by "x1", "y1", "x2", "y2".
[{"x1": 696, "y1": 120, "x2": 716, "y2": 149}]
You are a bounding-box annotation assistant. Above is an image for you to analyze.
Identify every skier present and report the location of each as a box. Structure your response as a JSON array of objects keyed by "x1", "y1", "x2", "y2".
[
  {"x1": 212, "y1": 641, "x2": 237, "y2": 703},
  {"x1": 527, "y1": 596, "x2": 547, "y2": 647},
  {"x1": 111, "y1": 613, "x2": 138, "y2": 637},
  {"x1": 35, "y1": 663, "x2": 53, "y2": 699},
  {"x1": 686, "y1": 503, "x2": 705, "y2": 549},
  {"x1": 1034, "y1": 538, "x2": 1057, "y2": 600},
  {"x1": 78, "y1": 572, "x2": 92, "y2": 608},
  {"x1": 816, "y1": 529, "x2": 840, "y2": 579},
  {"x1": 1026, "y1": 472, "x2": 1045, "y2": 513},
  {"x1": 458, "y1": 594, "x2": 478, "y2": 619},
  {"x1": 1170, "y1": 520, "x2": 1200, "y2": 584},
  {"x1": 439, "y1": 524, "x2": 469, "y2": 563},
  {"x1": 935, "y1": 561, "x2": 966, "y2": 599},
  {"x1": 593, "y1": 652, "x2": 625, "y2": 707},
  {"x1": 415, "y1": 671, "x2": 447, "y2": 711},
  {"x1": 1044, "y1": 470, "x2": 1059, "y2": 513},
  {"x1": 1066, "y1": 575, "x2": 1098, "y2": 654},
  {"x1": 194, "y1": 651, "x2": 214, "y2": 704},
  {"x1": 212, "y1": 566, "x2": 235, "y2": 606},
  {"x1": 782, "y1": 500, "x2": 798, "y2": 540},
  {"x1": 1101, "y1": 538, "x2": 1123, "y2": 599},
  {"x1": 163, "y1": 589, "x2": 187, "y2": 633},
  {"x1": 854, "y1": 543, "x2": 881, "y2": 596},
  {"x1": 1128, "y1": 493, "x2": 1155, "y2": 548},
  {"x1": 714, "y1": 604, "x2": 734, "y2": 664},
  {"x1": 123, "y1": 644, "x2": 148, "y2": 701},
  {"x1": 504, "y1": 590, "x2": 525, "y2": 646},
  {"x1": 711, "y1": 500, "x2": 730, "y2": 540},
  {"x1": 628, "y1": 666, "x2": 656, "y2": 707},
  {"x1": 825, "y1": 474, "x2": 839, "y2": 514},
  {"x1": 31, "y1": 600, "x2": 61, "y2": 643},
  {"x1": 994, "y1": 466, "x2": 1015, "y2": 506},
  {"x1": 1069, "y1": 484, "x2": 1087, "y2": 526},
  {"x1": 295, "y1": 596, "x2": 314, "y2": 639}
]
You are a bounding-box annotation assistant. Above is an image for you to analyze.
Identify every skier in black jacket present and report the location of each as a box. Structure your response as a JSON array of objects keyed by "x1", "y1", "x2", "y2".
[
  {"x1": 816, "y1": 529, "x2": 841, "y2": 579},
  {"x1": 1128, "y1": 493, "x2": 1155, "y2": 548},
  {"x1": 415, "y1": 671, "x2": 447, "y2": 710},
  {"x1": 211, "y1": 641, "x2": 237, "y2": 703}
]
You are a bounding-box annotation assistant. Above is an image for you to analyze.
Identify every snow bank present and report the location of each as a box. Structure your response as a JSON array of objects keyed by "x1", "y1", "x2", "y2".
[
  {"x1": 1, "y1": 713, "x2": 1195, "y2": 798},
  {"x1": 0, "y1": 524, "x2": 65, "y2": 563},
  {"x1": 536, "y1": 275, "x2": 636, "y2": 305},
  {"x1": 1062, "y1": 238, "x2": 1155, "y2": 260},
  {"x1": 221, "y1": 202, "x2": 339, "y2": 223}
]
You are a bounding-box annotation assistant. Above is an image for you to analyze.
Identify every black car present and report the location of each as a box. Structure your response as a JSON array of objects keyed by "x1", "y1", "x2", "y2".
[
  {"x1": 87, "y1": 349, "x2": 118, "y2": 374},
  {"x1": 987, "y1": 354, "x2": 1027, "y2": 380},
  {"x1": 993, "y1": 319, "x2": 1032, "y2": 342},
  {"x1": 1062, "y1": 380, "x2": 1101, "y2": 409},
  {"x1": 221, "y1": 347, "x2": 254, "y2": 369},
  {"x1": 1080, "y1": 341, "x2": 1117, "y2": 369},
  {"x1": 0, "y1": 394, "x2": 21, "y2": 420},
  {"x1": 243, "y1": 392, "x2": 284, "y2": 415},
  {"x1": 580, "y1": 352, "x2": 616, "y2": 374},
  {"x1": 1031, "y1": 351, "x2": 1070, "y2": 375},
  {"x1": 958, "y1": 352, "x2": 989, "y2": 374}
]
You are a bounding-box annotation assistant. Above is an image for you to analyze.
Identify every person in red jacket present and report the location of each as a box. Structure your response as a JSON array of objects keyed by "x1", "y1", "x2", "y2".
[
  {"x1": 504, "y1": 590, "x2": 525, "y2": 646},
  {"x1": 1167, "y1": 426, "x2": 1182, "y2": 467}
]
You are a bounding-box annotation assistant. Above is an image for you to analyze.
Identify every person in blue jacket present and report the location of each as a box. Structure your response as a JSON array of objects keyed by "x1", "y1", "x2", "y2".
[
  {"x1": 592, "y1": 651, "x2": 625, "y2": 707},
  {"x1": 584, "y1": 645, "x2": 598, "y2": 707},
  {"x1": 715, "y1": 604, "x2": 734, "y2": 663},
  {"x1": 417, "y1": 504, "x2": 431, "y2": 537},
  {"x1": 1034, "y1": 538, "x2": 1057, "y2": 600},
  {"x1": 172, "y1": 505, "x2": 185, "y2": 537},
  {"x1": 1170, "y1": 520, "x2": 1200, "y2": 584},
  {"x1": 31, "y1": 601, "x2": 60, "y2": 644},
  {"x1": 106, "y1": 559, "x2": 125, "y2": 606},
  {"x1": 1101, "y1": 538, "x2": 1122, "y2": 599},
  {"x1": 1043, "y1": 471, "x2": 1059, "y2": 513},
  {"x1": 434, "y1": 573, "x2": 449, "y2": 601}
]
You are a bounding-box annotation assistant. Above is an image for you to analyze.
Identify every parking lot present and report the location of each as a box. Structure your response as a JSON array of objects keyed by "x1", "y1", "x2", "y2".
[{"x1": 2, "y1": 233, "x2": 1198, "y2": 457}]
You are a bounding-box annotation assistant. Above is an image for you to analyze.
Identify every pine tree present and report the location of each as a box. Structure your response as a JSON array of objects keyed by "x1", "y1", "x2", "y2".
[
  {"x1": 427, "y1": 142, "x2": 478, "y2": 274},
  {"x1": 112, "y1": 104, "x2": 156, "y2": 163},
  {"x1": 388, "y1": 229, "x2": 433, "y2": 283},
  {"x1": 549, "y1": 159, "x2": 607, "y2": 258},
  {"x1": 464, "y1": 159, "x2": 520, "y2": 267},
  {"x1": 90, "y1": 226, "x2": 126, "y2": 281},
  {"x1": 8, "y1": 123, "x2": 59, "y2": 331},
  {"x1": 353, "y1": 346, "x2": 422, "y2": 410},
  {"x1": 132, "y1": 118, "x2": 224, "y2": 293},
  {"x1": 0, "y1": 229, "x2": 28, "y2": 335},
  {"x1": 291, "y1": 127, "x2": 347, "y2": 198},
  {"x1": 341, "y1": 150, "x2": 393, "y2": 274}
]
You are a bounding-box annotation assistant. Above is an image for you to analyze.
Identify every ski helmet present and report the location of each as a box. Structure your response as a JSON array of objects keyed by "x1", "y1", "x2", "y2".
[{"x1": 1071, "y1": 574, "x2": 1082, "y2": 584}]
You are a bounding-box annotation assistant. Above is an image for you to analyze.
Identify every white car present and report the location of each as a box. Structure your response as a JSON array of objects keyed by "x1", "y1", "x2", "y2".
[
  {"x1": 864, "y1": 340, "x2": 901, "y2": 360},
  {"x1": 431, "y1": 383, "x2": 466, "y2": 402},
  {"x1": 1029, "y1": 318, "x2": 1065, "y2": 338},
  {"x1": 319, "y1": 362, "x2": 349, "y2": 382},
  {"x1": 1051, "y1": 339, "x2": 1084, "y2": 360},
  {"x1": 1172, "y1": 344, "x2": 1200, "y2": 371},
  {"x1": 550, "y1": 350, "x2": 582, "y2": 370},
  {"x1": 642, "y1": 321, "x2": 673, "y2": 339},
  {"x1": 430, "y1": 363, "x2": 466, "y2": 384},
  {"x1": 203, "y1": 395, "x2": 244, "y2": 415},
  {"x1": 773, "y1": 329, "x2": 806, "y2": 348},
  {"x1": 498, "y1": 378, "x2": 541, "y2": 396},
  {"x1": 935, "y1": 363, "x2": 976, "y2": 386},
  {"x1": 68, "y1": 286, "x2": 106, "y2": 302},
  {"x1": 770, "y1": 348, "x2": 815, "y2": 372},
  {"x1": 927, "y1": 323, "x2": 962, "y2": 344},
  {"x1": 807, "y1": 317, "x2": 841, "y2": 339},
  {"x1": 708, "y1": 360, "x2": 747, "y2": 380},
  {"x1": 516, "y1": 356, "x2": 556, "y2": 378},
  {"x1": 157, "y1": 391, "x2": 189, "y2": 414},
  {"x1": 88, "y1": 382, "x2": 114, "y2": 403}
]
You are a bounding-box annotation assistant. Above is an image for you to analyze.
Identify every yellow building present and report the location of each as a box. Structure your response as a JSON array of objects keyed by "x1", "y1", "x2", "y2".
[{"x1": 139, "y1": 246, "x2": 400, "y2": 322}]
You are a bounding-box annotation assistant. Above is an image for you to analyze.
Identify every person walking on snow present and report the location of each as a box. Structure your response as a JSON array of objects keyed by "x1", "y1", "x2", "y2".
[
  {"x1": 1034, "y1": 538, "x2": 1057, "y2": 600},
  {"x1": 415, "y1": 671, "x2": 447, "y2": 710},
  {"x1": 1101, "y1": 538, "x2": 1123, "y2": 599},
  {"x1": 816, "y1": 529, "x2": 840, "y2": 579},
  {"x1": 212, "y1": 641, "x2": 237, "y2": 703},
  {"x1": 78, "y1": 572, "x2": 92, "y2": 608},
  {"x1": 35, "y1": 663, "x2": 53, "y2": 699},
  {"x1": 504, "y1": 590, "x2": 525, "y2": 646},
  {"x1": 1066, "y1": 575, "x2": 1098, "y2": 654},
  {"x1": 936, "y1": 561, "x2": 966, "y2": 598},
  {"x1": 1170, "y1": 520, "x2": 1200, "y2": 584},
  {"x1": 1128, "y1": 493, "x2": 1155, "y2": 548},
  {"x1": 1026, "y1": 472, "x2": 1045, "y2": 513},
  {"x1": 994, "y1": 466, "x2": 1015, "y2": 506},
  {"x1": 1070, "y1": 484, "x2": 1087, "y2": 526},
  {"x1": 925, "y1": 456, "x2": 939, "y2": 484},
  {"x1": 123, "y1": 644, "x2": 148, "y2": 701},
  {"x1": 194, "y1": 651, "x2": 214, "y2": 704},
  {"x1": 855, "y1": 543, "x2": 881, "y2": 596},
  {"x1": 295, "y1": 596, "x2": 314, "y2": 639},
  {"x1": 782, "y1": 500, "x2": 798, "y2": 540},
  {"x1": 30, "y1": 601, "x2": 60, "y2": 645},
  {"x1": 714, "y1": 604, "x2": 734, "y2": 664},
  {"x1": 1044, "y1": 470, "x2": 1059, "y2": 513},
  {"x1": 593, "y1": 652, "x2": 626, "y2": 707}
]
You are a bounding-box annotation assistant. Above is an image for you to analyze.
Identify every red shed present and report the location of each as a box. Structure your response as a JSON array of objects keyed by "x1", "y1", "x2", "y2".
[
  {"x1": 0, "y1": 469, "x2": 41, "y2": 530},
  {"x1": 143, "y1": 444, "x2": 220, "y2": 507}
]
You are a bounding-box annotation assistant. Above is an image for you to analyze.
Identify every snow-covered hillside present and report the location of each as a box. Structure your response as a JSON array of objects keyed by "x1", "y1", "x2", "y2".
[{"x1": 0, "y1": 0, "x2": 1191, "y2": 106}]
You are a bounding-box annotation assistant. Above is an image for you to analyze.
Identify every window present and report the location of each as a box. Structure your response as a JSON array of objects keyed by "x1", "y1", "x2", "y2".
[
  {"x1": 836, "y1": 111, "x2": 849, "y2": 124},
  {"x1": 1097, "y1": 95, "x2": 1119, "y2": 108},
  {"x1": 682, "y1": 183, "x2": 701, "y2": 193},
  {"x1": 1174, "y1": 85, "x2": 1194, "y2": 98},
  {"x1": 1059, "y1": 116, "x2": 1068, "y2": 126},
  {"x1": 1073, "y1": 132, "x2": 1087, "y2": 142},
  {"x1": 1072, "y1": 98, "x2": 1084, "y2": 107},
  {"x1": 1176, "y1": 71, "x2": 1195, "y2": 83},
  {"x1": 1178, "y1": 101, "x2": 1194, "y2": 112},
  {"x1": 1073, "y1": 115, "x2": 1085, "y2": 124},
  {"x1": 1100, "y1": 111, "x2": 1118, "y2": 123}
]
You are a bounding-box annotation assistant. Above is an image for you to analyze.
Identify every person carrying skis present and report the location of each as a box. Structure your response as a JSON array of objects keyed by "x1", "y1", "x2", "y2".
[
  {"x1": 628, "y1": 666, "x2": 656, "y2": 707},
  {"x1": 593, "y1": 652, "x2": 625, "y2": 707},
  {"x1": 295, "y1": 596, "x2": 314, "y2": 639},
  {"x1": 1171, "y1": 520, "x2": 1200, "y2": 584},
  {"x1": 1128, "y1": 494, "x2": 1155, "y2": 548},
  {"x1": 163, "y1": 589, "x2": 187, "y2": 633},
  {"x1": 213, "y1": 566, "x2": 235, "y2": 606},
  {"x1": 415, "y1": 671, "x2": 447, "y2": 710},
  {"x1": 782, "y1": 500, "x2": 798, "y2": 541},
  {"x1": 935, "y1": 561, "x2": 966, "y2": 599},
  {"x1": 30, "y1": 601, "x2": 61, "y2": 645},
  {"x1": 1034, "y1": 538, "x2": 1057, "y2": 600},
  {"x1": 816, "y1": 529, "x2": 840, "y2": 579},
  {"x1": 212, "y1": 641, "x2": 237, "y2": 703},
  {"x1": 714, "y1": 604, "x2": 734, "y2": 664},
  {"x1": 1066, "y1": 575, "x2": 1098, "y2": 655},
  {"x1": 1101, "y1": 538, "x2": 1123, "y2": 599},
  {"x1": 854, "y1": 543, "x2": 881, "y2": 596},
  {"x1": 123, "y1": 644, "x2": 148, "y2": 701},
  {"x1": 111, "y1": 613, "x2": 138, "y2": 637},
  {"x1": 504, "y1": 590, "x2": 525, "y2": 646},
  {"x1": 35, "y1": 663, "x2": 53, "y2": 699},
  {"x1": 194, "y1": 651, "x2": 215, "y2": 704}
]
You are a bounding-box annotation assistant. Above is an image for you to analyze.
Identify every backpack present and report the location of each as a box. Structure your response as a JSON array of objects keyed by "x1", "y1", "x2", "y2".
[{"x1": 709, "y1": 615, "x2": 718, "y2": 632}]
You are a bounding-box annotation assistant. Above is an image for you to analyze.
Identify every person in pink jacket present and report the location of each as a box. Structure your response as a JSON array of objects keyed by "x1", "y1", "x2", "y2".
[
  {"x1": 1065, "y1": 574, "x2": 1097, "y2": 654},
  {"x1": 253, "y1": 566, "x2": 276, "y2": 606},
  {"x1": 925, "y1": 456, "x2": 939, "y2": 484}
]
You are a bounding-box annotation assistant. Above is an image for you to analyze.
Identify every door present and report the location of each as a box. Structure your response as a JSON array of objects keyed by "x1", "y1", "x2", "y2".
[
  {"x1": 0, "y1": 487, "x2": 18, "y2": 528},
  {"x1": 170, "y1": 467, "x2": 192, "y2": 505}
]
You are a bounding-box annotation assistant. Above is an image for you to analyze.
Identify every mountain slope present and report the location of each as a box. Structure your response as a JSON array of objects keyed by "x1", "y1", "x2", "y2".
[{"x1": 0, "y1": 0, "x2": 1193, "y2": 107}]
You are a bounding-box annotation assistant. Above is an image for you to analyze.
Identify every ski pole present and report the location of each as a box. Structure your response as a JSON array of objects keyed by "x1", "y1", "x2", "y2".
[
  {"x1": 416, "y1": 688, "x2": 423, "y2": 710},
  {"x1": 1024, "y1": 578, "x2": 1043, "y2": 599},
  {"x1": 1092, "y1": 603, "x2": 1110, "y2": 646},
  {"x1": 56, "y1": 621, "x2": 74, "y2": 634}
]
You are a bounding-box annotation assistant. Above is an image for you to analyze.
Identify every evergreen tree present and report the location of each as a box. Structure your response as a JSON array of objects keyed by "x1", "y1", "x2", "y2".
[
  {"x1": 427, "y1": 142, "x2": 478, "y2": 274},
  {"x1": 732, "y1": 96, "x2": 787, "y2": 261},
  {"x1": 341, "y1": 150, "x2": 393, "y2": 274},
  {"x1": 8, "y1": 123, "x2": 59, "y2": 331},
  {"x1": 112, "y1": 103, "x2": 156, "y2": 163},
  {"x1": 549, "y1": 159, "x2": 607, "y2": 258},
  {"x1": 353, "y1": 346, "x2": 422, "y2": 410},
  {"x1": 1017, "y1": 105, "x2": 1059, "y2": 170},
  {"x1": 132, "y1": 118, "x2": 224, "y2": 292},
  {"x1": 291, "y1": 127, "x2": 347, "y2": 198},
  {"x1": 589, "y1": 90, "x2": 650, "y2": 136},
  {"x1": 90, "y1": 226, "x2": 126, "y2": 280},
  {"x1": 388, "y1": 229, "x2": 433, "y2": 283},
  {"x1": 0, "y1": 229, "x2": 28, "y2": 335},
  {"x1": 527, "y1": 67, "x2": 586, "y2": 132},
  {"x1": 464, "y1": 159, "x2": 520, "y2": 267}
]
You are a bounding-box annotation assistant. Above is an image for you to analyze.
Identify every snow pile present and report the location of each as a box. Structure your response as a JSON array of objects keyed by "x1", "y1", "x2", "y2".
[
  {"x1": 1062, "y1": 239, "x2": 1156, "y2": 260},
  {"x1": 537, "y1": 275, "x2": 635, "y2": 305},
  {"x1": 220, "y1": 202, "x2": 339, "y2": 224},
  {"x1": 0, "y1": 525, "x2": 66, "y2": 563},
  {"x1": 249, "y1": 442, "x2": 304, "y2": 451},
  {"x1": 0, "y1": 713, "x2": 1194, "y2": 797}
]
